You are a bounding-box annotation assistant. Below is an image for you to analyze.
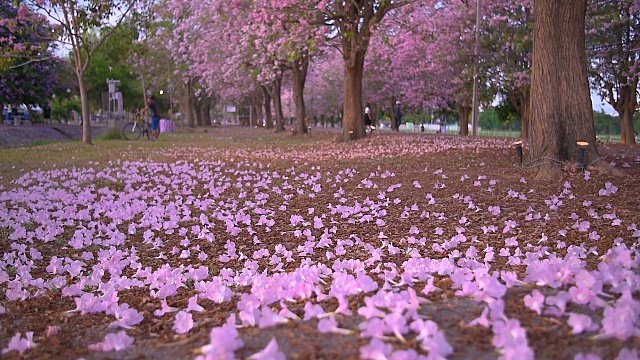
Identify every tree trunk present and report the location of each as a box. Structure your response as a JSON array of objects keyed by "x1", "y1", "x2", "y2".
[
  {"x1": 457, "y1": 104, "x2": 471, "y2": 136},
  {"x1": 254, "y1": 87, "x2": 263, "y2": 128},
  {"x1": 202, "y1": 101, "x2": 211, "y2": 126},
  {"x1": 195, "y1": 99, "x2": 203, "y2": 127},
  {"x1": 273, "y1": 76, "x2": 285, "y2": 132},
  {"x1": 511, "y1": 87, "x2": 531, "y2": 139},
  {"x1": 342, "y1": 50, "x2": 366, "y2": 141},
  {"x1": 529, "y1": 0, "x2": 598, "y2": 176},
  {"x1": 390, "y1": 98, "x2": 397, "y2": 131},
  {"x1": 186, "y1": 79, "x2": 196, "y2": 128},
  {"x1": 613, "y1": 82, "x2": 638, "y2": 145},
  {"x1": 520, "y1": 94, "x2": 530, "y2": 139},
  {"x1": 78, "y1": 70, "x2": 92, "y2": 145},
  {"x1": 263, "y1": 85, "x2": 273, "y2": 129},
  {"x1": 291, "y1": 56, "x2": 309, "y2": 135}
]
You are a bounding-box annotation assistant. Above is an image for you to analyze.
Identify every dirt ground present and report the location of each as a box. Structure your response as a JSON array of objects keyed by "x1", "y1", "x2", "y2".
[{"x1": 0, "y1": 128, "x2": 638, "y2": 359}]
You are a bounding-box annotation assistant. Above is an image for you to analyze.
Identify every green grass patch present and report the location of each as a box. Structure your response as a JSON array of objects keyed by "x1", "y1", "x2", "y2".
[{"x1": 98, "y1": 128, "x2": 125, "y2": 141}]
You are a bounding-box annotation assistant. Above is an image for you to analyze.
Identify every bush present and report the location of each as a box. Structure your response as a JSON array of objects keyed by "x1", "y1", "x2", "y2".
[
  {"x1": 99, "y1": 128, "x2": 124, "y2": 140},
  {"x1": 52, "y1": 98, "x2": 81, "y2": 123}
]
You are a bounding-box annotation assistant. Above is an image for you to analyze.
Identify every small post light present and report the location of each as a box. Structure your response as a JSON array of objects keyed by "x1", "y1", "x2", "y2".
[
  {"x1": 513, "y1": 140, "x2": 523, "y2": 166},
  {"x1": 577, "y1": 141, "x2": 589, "y2": 171}
]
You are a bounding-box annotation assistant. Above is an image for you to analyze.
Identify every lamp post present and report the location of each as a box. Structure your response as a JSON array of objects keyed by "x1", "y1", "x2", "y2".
[{"x1": 471, "y1": 0, "x2": 481, "y2": 136}]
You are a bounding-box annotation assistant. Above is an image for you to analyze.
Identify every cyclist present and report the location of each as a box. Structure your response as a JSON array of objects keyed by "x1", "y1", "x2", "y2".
[{"x1": 139, "y1": 95, "x2": 160, "y2": 141}]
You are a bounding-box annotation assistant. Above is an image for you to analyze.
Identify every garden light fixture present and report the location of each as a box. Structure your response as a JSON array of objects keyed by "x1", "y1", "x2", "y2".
[
  {"x1": 577, "y1": 141, "x2": 589, "y2": 171},
  {"x1": 513, "y1": 141, "x2": 523, "y2": 165}
]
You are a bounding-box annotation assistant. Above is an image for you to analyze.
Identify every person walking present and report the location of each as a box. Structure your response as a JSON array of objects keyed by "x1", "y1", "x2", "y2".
[
  {"x1": 393, "y1": 101, "x2": 402, "y2": 132},
  {"x1": 140, "y1": 95, "x2": 160, "y2": 141}
]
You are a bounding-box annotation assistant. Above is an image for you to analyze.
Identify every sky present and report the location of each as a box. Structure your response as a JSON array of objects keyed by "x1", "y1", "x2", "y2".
[{"x1": 591, "y1": 92, "x2": 617, "y2": 115}]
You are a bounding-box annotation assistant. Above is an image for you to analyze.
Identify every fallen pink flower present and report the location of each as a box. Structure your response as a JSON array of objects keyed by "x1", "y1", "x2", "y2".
[
  {"x1": 88, "y1": 331, "x2": 134, "y2": 352},
  {"x1": 248, "y1": 337, "x2": 286, "y2": 360}
]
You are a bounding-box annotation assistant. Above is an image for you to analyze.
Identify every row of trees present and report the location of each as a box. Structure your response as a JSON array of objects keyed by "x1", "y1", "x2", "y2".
[{"x1": 2, "y1": 0, "x2": 639, "y2": 176}]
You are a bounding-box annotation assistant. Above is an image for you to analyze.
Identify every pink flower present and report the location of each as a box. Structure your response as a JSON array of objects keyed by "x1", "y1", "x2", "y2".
[
  {"x1": 318, "y1": 316, "x2": 352, "y2": 335},
  {"x1": 524, "y1": 289, "x2": 545, "y2": 315},
  {"x1": 567, "y1": 313, "x2": 597, "y2": 334},
  {"x1": 248, "y1": 337, "x2": 285, "y2": 360},
  {"x1": 88, "y1": 331, "x2": 134, "y2": 351},
  {"x1": 187, "y1": 295, "x2": 205, "y2": 312},
  {"x1": 197, "y1": 316, "x2": 243, "y2": 359},
  {"x1": 173, "y1": 311, "x2": 194, "y2": 334},
  {"x1": 154, "y1": 299, "x2": 179, "y2": 316},
  {"x1": 46, "y1": 326, "x2": 61, "y2": 337},
  {"x1": 110, "y1": 304, "x2": 144, "y2": 329},
  {"x1": 2, "y1": 332, "x2": 37, "y2": 355},
  {"x1": 359, "y1": 338, "x2": 393, "y2": 360}
]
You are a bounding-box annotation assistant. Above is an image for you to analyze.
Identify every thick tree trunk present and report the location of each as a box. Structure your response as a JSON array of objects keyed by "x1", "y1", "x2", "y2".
[
  {"x1": 291, "y1": 57, "x2": 309, "y2": 134},
  {"x1": 342, "y1": 50, "x2": 366, "y2": 141},
  {"x1": 529, "y1": 0, "x2": 598, "y2": 176},
  {"x1": 273, "y1": 76, "x2": 285, "y2": 132},
  {"x1": 78, "y1": 70, "x2": 92, "y2": 145},
  {"x1": 520, "y1": 95, "x2": 530, "y2": 139},
  {"x1": 612, "y1": 82, "x2": 638, "y2": 145},
  {"x1": 457, "y1": 104, "x2": 471, "y2": 136}
]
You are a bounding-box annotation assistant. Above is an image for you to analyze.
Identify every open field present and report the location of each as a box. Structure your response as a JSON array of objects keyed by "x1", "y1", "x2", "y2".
[{"x1": 0, "y1": 127, "x2": 639, "y2": 359}]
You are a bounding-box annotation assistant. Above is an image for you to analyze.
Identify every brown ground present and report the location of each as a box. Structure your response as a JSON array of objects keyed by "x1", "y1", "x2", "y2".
[{"x1": 0, "y1": 127, "x2": 638, "y2": 359}]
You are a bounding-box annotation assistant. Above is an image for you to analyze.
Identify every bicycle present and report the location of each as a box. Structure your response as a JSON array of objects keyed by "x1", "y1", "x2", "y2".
[{"x1": 122, "y1": 112, "x2": 151, "y2": 141}]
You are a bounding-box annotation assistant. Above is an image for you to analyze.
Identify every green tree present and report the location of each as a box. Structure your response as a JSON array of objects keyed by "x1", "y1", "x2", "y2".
[
  {"x1": 25, "y1": 0, "x2": 139, "y2": 145},
  {"x1": 83, "y1": 24, "x2": 143, "y2": 113}
]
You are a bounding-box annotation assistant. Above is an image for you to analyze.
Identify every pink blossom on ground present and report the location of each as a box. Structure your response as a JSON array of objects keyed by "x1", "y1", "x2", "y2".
[
  {"x1": 2, "y1": 332, "x2": 37, "y2": 355},
  {"x1": 88, "y1": 331, "x2": 134, "y2": 352},
  {"x1": 173, "y1": 311, "x2": 194, "y2": 334},
  {"x1": 248, "y1": 337, "x2": 286, "y2": 360}
]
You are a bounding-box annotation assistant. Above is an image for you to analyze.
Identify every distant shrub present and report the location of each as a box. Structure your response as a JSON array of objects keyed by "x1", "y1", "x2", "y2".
[{"x1": 99, "y1": 128, "x2": 124, "y2": 140}]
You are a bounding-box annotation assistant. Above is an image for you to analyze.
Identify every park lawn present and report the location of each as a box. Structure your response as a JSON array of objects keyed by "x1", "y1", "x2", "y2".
[{"x1": 0, "y1": 127, "x2": 639, "y2": 359}]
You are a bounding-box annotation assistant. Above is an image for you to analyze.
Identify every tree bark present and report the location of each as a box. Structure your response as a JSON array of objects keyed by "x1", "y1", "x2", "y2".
[
  {"x1": 263, "y1": 84, "x2": 273, "y2": 129},
  {"x1": 185, "y1": 79, "x2": 196, "y2": 128},
  {"x1": 77, "y1": 70, "x2": 92, "y2": 145},
  {"x1": 529, "y1": 0, "x2": 598, "y2": 176},
  {"x1": 254, "y1": 87, "x2": 264, "y2": 128},
  {"x1": 291, "y1": 56, "x2": 309, "y2": 135},
  {"x1": 202, "y1": 101, "x2": 211, "y2": 126},
  {"x1": 195, "y1": 99, "x2": 203, "y2": 127},
  {"x1": 273, "y1": 76, "x2": 285, "y2": 132},
  {"x1": 612, "y1": 82, "x2": 638, "y2": 145},
  {"x1": 457, "y1": 103, "x2": 471, "y2": 136},
  {"x1": 520, "y1": 94, "x2": 530, "y2": 139},
  {"x1": 342, "y1": 49, "x2": 366, "y2": 141}
]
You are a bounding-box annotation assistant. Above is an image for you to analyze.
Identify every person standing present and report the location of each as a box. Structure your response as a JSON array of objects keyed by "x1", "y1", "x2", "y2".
[
  {"x1": 141, "y1": 95, "x2": 160, "y2": 141},
  {"x1": 393, "y1": 101, "x2": 402, "y2": 132},
  {"x1": 43, "y1": 101, "x2": 52, "y2": 124},
  {"x1": 364, "y1": 102, "x2": 374, "y2": 130}
]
